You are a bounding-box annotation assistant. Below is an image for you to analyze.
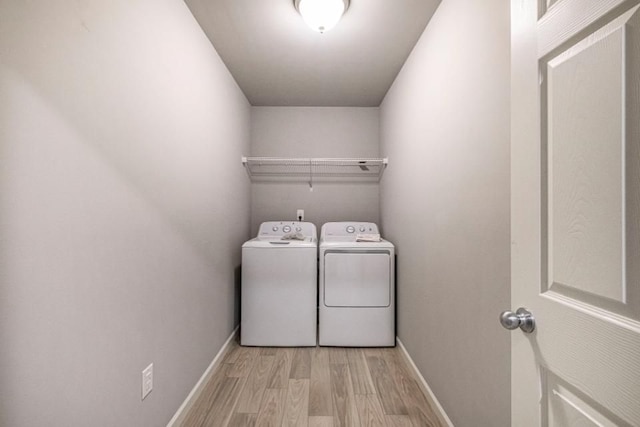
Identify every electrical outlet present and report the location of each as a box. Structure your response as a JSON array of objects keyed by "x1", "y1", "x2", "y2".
[
  {"x1": 297, "y1": 209, "x2": 304, "y2": 221},
  {"x1": 142, "y1": 363, "x2": 153, "y2": 400}
]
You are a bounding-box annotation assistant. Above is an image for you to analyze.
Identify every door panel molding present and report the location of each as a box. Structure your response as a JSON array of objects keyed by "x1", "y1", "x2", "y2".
[
  {"x1": 541, "y1": 368, "x2": 632, "y2": 427},
  {"x1": 538, "y1": 0, "x2": 637, "y2": 57},
  {"x1": 541, "y1": 5, "x2": 640, "y2": 320}
]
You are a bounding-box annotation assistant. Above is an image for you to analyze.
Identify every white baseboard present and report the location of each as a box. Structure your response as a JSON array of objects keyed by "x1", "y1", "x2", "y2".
[
  {"x1": 396, "y1": 337, "x2": 455, "y2": 427},
  {"x1": 167, "y1": 327, "x2": 239, "y2": 427}
]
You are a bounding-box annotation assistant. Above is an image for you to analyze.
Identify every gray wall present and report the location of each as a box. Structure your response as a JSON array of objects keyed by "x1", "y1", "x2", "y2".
[
  {"x1": 250, "y1": 107, "x2": 380, "y2": 235},
  {"x1": 0, "y1": 1, "x2": 250, "y2": 426},
  {"x1": 380, "y1": 1, "x2": 511, "y2": 426}
]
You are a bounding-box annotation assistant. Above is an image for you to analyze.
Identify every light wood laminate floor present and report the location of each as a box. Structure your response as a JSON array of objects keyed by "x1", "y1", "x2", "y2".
[{"x1": 181, "y1": 340, "x2": 444, "y2": 427}]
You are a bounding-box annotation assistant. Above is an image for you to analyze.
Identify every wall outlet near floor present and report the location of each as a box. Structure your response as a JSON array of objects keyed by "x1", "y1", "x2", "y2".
[
  {"x1": 142, "y1": 363, "x2": 153, "y2": 400},
  {"x1": 297, "y1": 209, "x2": 304, "y2": 221}
]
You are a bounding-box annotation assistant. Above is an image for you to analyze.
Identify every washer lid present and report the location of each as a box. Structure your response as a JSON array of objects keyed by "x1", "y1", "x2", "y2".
[{"x1": 243, "y1": 237, "x2": 317, "y2": 248}]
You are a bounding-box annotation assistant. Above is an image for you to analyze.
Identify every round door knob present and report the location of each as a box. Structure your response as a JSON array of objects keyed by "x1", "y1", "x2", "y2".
[{"x1": 499, "y1": 307, "x2": 535, "y2": 333}]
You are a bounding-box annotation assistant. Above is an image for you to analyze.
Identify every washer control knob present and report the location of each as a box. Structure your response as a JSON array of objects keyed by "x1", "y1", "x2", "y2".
[
  {"x1": 359, "y1": 226, "x2": 366, "y2": 232},
  {"x1": 295, "y1": 226, "x2": 302, "y2": 232},
  {"x1": 283, "y1": 225, "x2": 291, "y2": 233},
  {"x1": 346, "y1": 226, "x2": 355, "y2": 233},
  {"x1": 272, "y1": 226, "x2": 279, "y2": 232}
]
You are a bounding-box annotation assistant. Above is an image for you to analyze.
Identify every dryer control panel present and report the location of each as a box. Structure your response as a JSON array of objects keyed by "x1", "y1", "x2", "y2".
[
  {"x1": 257, "y1": 221, "x2": 317, "y2": 239},
  {"x1": 321, "y1": 222, "x2": 379, "y2": 240}
]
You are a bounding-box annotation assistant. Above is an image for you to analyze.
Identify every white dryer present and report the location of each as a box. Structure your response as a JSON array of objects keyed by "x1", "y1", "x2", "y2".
[
  {"x1": 241, "y1": 221, "x2": 317, "y2": 347},
  {"x1": 319, "y1": 222, "x2": 395, "y2": 347}
]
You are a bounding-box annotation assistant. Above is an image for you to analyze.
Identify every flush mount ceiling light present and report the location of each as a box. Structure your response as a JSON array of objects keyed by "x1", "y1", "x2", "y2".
[{"x1": 294, "y1": 0, "x2": 350, "y2": 34}]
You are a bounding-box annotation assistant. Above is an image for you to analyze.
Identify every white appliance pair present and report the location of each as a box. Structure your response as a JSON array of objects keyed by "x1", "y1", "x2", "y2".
[{"x1": 241, "y1": 221, "x2": 395, "y2": 347}]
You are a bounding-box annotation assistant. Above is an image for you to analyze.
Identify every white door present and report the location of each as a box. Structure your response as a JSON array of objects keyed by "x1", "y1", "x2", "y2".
[{"x1": 511, "y1": 0, "x2": 640, "y2": 426}]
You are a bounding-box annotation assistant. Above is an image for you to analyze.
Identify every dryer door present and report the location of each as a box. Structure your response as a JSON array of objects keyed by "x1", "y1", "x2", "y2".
[{"x1": 324, "y1": 251, "x2": 390, "y2": 307}]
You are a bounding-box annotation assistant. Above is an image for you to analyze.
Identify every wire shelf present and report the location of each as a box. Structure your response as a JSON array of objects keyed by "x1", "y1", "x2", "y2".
[{"x1": 242, "y1": 157, "x2": 388, "y2": 183}]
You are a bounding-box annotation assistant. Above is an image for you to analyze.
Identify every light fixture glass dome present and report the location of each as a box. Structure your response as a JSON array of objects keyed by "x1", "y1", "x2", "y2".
[{"x1": 295, "y1": 0, "x2": 350, "y2": 33}]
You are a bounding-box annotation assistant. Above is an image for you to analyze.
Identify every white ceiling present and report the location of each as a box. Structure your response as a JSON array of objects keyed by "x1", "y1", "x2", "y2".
[{"x1": 185, "y1": 0, "x2": 441, "y2": 106}]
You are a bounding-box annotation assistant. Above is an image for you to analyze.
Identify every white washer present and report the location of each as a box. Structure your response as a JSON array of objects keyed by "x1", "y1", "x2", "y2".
[
  {"x1": 319, "y1": 222, "x2": 395, "y2": 347},
  {"x1": 241, "y1": 221, "x2": 317, "y2": 346}
]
